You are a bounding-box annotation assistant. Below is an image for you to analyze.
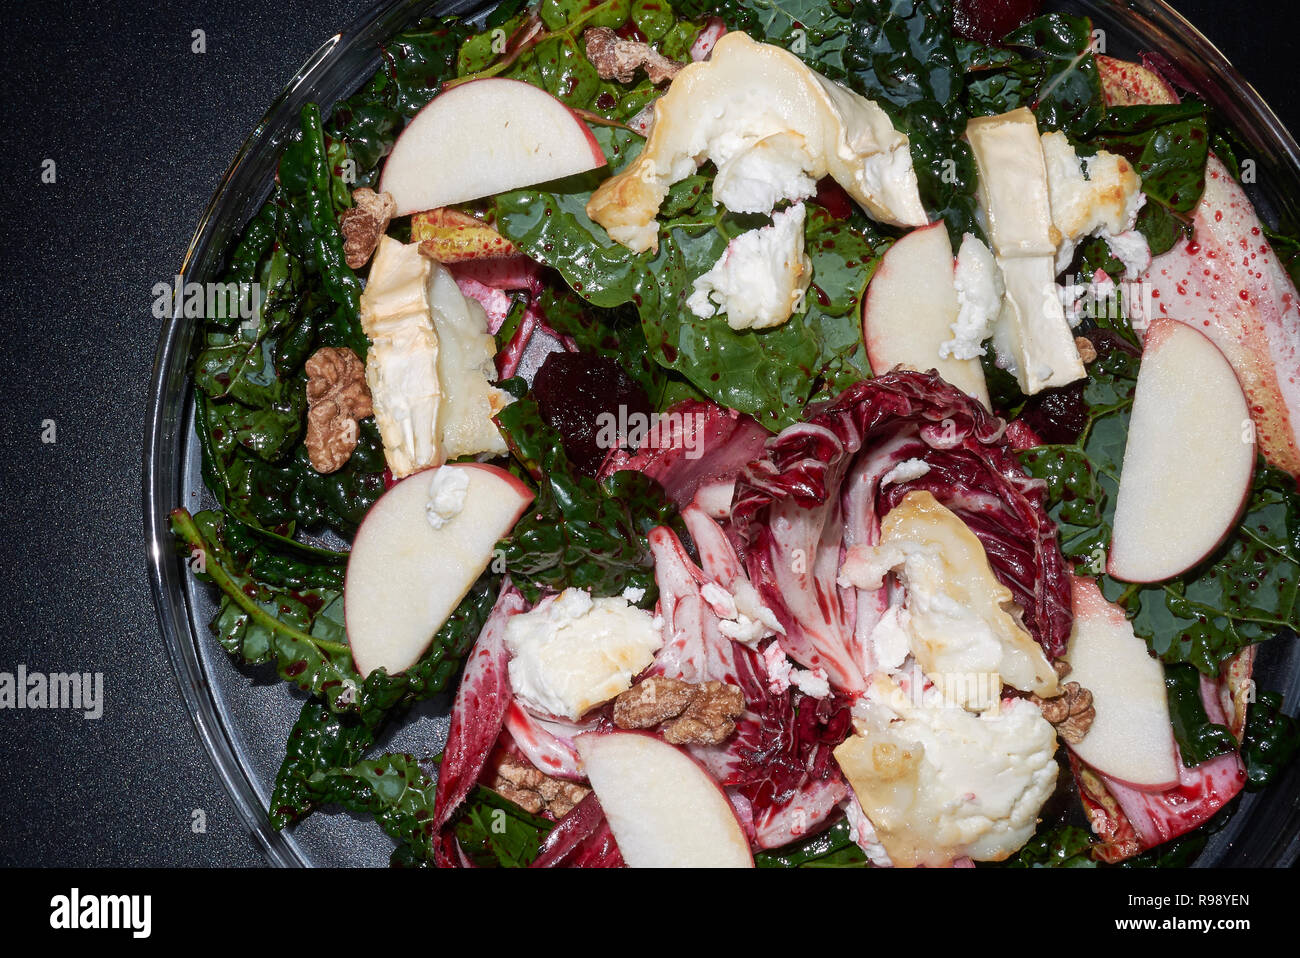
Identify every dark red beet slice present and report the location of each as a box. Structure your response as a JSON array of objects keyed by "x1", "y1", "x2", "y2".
[
  {"x1": 952, "y1": 0, "x2": 1044, "y2": 44},
  {"x1": 532, "y1": 351, "x2": 651, "y2": 476}
]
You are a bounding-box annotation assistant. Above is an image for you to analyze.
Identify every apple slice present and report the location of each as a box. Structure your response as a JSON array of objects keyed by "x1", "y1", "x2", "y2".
[
  {"x1": 1134, "y1": 154, "x2": 1300, "y2": 477},
  {"x1": 574, "y1": 732, "x2": 754, "y2": 868},
  {"x1": 862, "y1": 221, "x2": 991, "y2": 407},
  {"x1": 378, "y1": 78, "x2": 607, "y2": 217},
  {"x1": 1107, "y1": 318, "x2": 1255, "y2": 583},
  {"x1": 1066, "y1": 576, "x2": 1179, "y2": 790},
  {"x1": 345, "y1": 463, "x2": 533, "y2": 677},
  {"x1": 1097, "y1": 55, "x2": 1179, "y2": 107}
]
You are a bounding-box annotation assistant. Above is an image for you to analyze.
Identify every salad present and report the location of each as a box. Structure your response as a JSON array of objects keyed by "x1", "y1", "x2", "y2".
[{"x1": 170, "y1": 0, "x2": 1300, "y2": 867}]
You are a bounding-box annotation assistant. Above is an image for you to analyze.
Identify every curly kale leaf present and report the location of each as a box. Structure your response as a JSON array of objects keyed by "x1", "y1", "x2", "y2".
[
  {"x1": 302, "y1": 754, "x2": 444, "y2": 865},
  {"x1": 1241, "y1": 688, "x2": 1300, "y2": 791},
  {"x1": 268, "y1": 571, "x2": 501, "y2": 827},
  {"x1": 754, "y1": 818, "x2": 869, "y2": 868},
  {"x1": 494, "y1": 381, "x2": 680, "y2": 603},
  {"x1": 1165, "y1": 662, "x2": 1238, "y2": 768}
]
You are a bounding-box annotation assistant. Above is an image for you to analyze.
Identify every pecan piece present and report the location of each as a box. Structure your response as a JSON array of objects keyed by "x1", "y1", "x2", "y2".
[
  {"x1": 1075, "y1": 335, "x2": 1098, "y2": 364},
  {"x1": 584, "y1": 27, "x2": 683, "y2": 85},
  {"x1": 663, "y1": 681, "x2": 746, "y2": 746},
  {"x1": 304, "y1": 346, "x2": 373, "y2": 473},
  {"x1": 1031, "y1": 680, "x2": 1095, "y2": 745},
  {"x1": 612, "y1": 676, "x2": 696, "y2": 728},
  {"x1": 491, "y1": 755, "x2": 590, "y2": 818},
  {"x1": 339, "y1": 188, "x2": 397, "y2": 269}
]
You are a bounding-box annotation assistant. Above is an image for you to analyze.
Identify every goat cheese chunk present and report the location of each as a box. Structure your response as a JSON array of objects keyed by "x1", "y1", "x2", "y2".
[
  {"x1": 940, "y1": 234, "x2": 1004, "y2": 361},
  {"x1": 835, "y1": 671, "x2": 1059, "y2": 866},
  {"x1": 359, "y1": 238, "x2": 512, "y2": 476},
  {"x1": 687, "y1": 203, "x2": 812, "y2": 329},
  {"x1": 505, "y1": 589, "x2": 664, "y2": 721},
  {"x1": 427, "y1": 262, "x2": 511, "y2": 460},
  {"x1": 360, "y1": 237, "x2": 441, "y2": 478},
  {"x1": 424, "y1": 465, "x2": 470, "y2": 531},
  {"x1": 839, "y1": 491, "x2": 1059, "y2": 711},
  {"x1": 587, "y1": 31, "x2": 926, "y2": 253},
  {"x1": 1040, "y1": 131, "x2": 1147, "y2": 275},
  {"x1": 965, "y1": 109, "x2": 1085, "y2": 395}
]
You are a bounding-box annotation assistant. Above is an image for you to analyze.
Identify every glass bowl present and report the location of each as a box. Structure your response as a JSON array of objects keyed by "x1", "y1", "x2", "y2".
[{"x1": 144, "y1": 0, "x2": 1300, "y2": 867}]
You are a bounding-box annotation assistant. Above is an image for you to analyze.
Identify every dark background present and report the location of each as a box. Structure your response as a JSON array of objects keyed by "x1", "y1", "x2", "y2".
[{"x1": 0, "y1": 0, "x2": 1295, "y2": 867}]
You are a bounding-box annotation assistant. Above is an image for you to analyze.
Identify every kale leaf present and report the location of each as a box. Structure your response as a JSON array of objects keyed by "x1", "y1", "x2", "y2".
[
  {"x1": 998, "y1": 823, "x2": 1097, "y2": 868},
  {"x1": 1241, "y1": 688, "x2": 1300, "y2": 791}
]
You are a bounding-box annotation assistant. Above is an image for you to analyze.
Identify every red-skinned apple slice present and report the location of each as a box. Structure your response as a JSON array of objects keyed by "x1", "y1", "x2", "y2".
[
  {"x1": 574, "y1": 731, "x2": 754, "y2": 868},
  {"x1": 862, "y1": 221, "x2": 991, "y2": 407},
  {"x1": 1107, "y1": 318, "x2": 1255, "y2": 583},
  {"x1": 1134, "y1": 154, "x2": 1300, "y2": 477},
  {"x1": 1097, "y1": 55, "x2": 1179, "y2": 107},
  {"x1": 1065, "y1": 576, "x2": 1179, "y2": 790},
  {"x1": 378, "y1": 78, "x2": 607, "y2": 216},
  {"x1": 345, "y1": 463, "x2": 533, "y2": 677}
]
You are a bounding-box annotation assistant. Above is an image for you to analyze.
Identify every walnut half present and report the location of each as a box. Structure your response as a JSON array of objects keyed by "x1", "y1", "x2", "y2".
[
  {"x1": 339, "y1": 188, "x2": 396, "y2": 269},
  {"x1": 491, "y1": 755, "x2": 590, "y2": 819},
  {"x1": 1030, "y1": 680, "x2": 1095, "y2": 745},
  {"x1": 304, "y1": 346, "x2": 373, "y2": 473},
  {"x1": 613, "y1": 676, "x2": 745, "y2": 746}
]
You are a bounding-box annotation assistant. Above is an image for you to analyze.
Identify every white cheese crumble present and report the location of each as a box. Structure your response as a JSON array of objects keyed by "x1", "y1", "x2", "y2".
[
  {"x1": 1041, "y1": 131, "x2": 1146, "y2": 274},
  {"x1": 763, "y1": 642, "x2": 830, "y2": 698},
  {"x1": 880, "y1": 457, "x2": 931, "y2": 487},
  {"x1": 1098, "y1": 227, "x2": 1152, "y2": 277},
  {"x1": 940, "y1": 233, "x2": 1004, "y2": 361},
  {"x1": 711, "y1": 131, "x2": 818, "y2": 215},
  {"x1": 703, "y1": 579, "x2": 783, "y2": 645},
  {"x1": 425, "y1": 466, "x2": 470, "y2": 530},
  {"x1": 687, "y1": 203, "x2": 813, "y2": 330},
  {"x1": 505, "y1": 589, "x2": 664, "y2": 721},
  {"x1": 620, "y1": 586, "x2": 647, "y2": 604}
]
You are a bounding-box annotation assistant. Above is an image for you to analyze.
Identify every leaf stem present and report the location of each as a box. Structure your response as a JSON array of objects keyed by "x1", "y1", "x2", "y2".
[{"x1": 169, "y1": 508, "x2": 352, "y2": 656}]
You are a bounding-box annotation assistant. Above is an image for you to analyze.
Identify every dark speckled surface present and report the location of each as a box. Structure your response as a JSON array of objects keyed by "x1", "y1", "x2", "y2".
[{"x1": 0, "y1": 0, "x2": 1295, "y2": 867}]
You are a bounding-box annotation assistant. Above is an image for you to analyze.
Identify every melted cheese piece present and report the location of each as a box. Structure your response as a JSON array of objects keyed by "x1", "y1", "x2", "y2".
[
  {"x1": 839, "y1": 491, "x2": 1059, "y2": 710},
  {"x1": 965, "y1": 108, "x2": 1084, "y2": 394},
  {"x1": 1040, "y1": 130, "x2": 1147, "y2": 273},
  {"x1": 835, "y1": 672, "x2": 1059, "y2": 866},
  {"x1": 427, "y1": 263, "x2": 511, "y2": 459},
  {"x1": 359, "y1": 238, "x2": 511, "y2": 476},
  {"x1": 360, "y1": 237, "x2": 441, "y2": 477},
  {"x1": 587, "y1": 31, "x2": 927, "y2": 253}
]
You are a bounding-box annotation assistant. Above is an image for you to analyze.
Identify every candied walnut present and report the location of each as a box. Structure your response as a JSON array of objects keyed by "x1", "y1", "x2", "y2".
[
  {"x1": 1075, "y1": 336, "x2": 1098, "y2": 364},
  {"x1": 1030, "y1": 680, "x2": 1095, "y2": 745},
  {"x1": 584, "y1": 27, "x2": 683, "y2": 85},
  {"x1": 612, "y1": 675, "x2": 696, "y2": 728},
  {"x1": 491, "y1": 755, "x2": 590, "y2": 818},
  {"x1": 304, "y1": 346, "x2": 373, "y2": 473},
  {"x1": 339, "y1": 188, "x2": 397, "y2": 269},
  {"x1": 663, "y1": 681, "x2": 745, "y2": 746}
]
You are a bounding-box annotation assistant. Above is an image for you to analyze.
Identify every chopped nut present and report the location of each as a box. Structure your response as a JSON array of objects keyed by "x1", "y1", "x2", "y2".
[
  {"x1": 584, "y1": 27, "x2": 683, "y2": 85},
  {"x1": 1030, "y1": 681, "x2": 1095, "y2": 745},
  {"x1": 304, "y1": 346, "x2": 373, "y2": 473},
  {"x1": 663, "y1": 681, "x2": 746, "y2": 746},
  {"x1": 339, "y1": 188, "x2": 396, "y2": 269},
  {"x1": 612, "y1": 675, "x2": 696, "y2": 728},
  {"x1": 1075, "y1": 335, "x2": 1098, "y2": 364},
  {"x1": 491, "y1": 755, "x2": 590, "y2": 818},
  {"x1": 1052, "y1": 659, "x2": 1072, "y2": 680}
]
